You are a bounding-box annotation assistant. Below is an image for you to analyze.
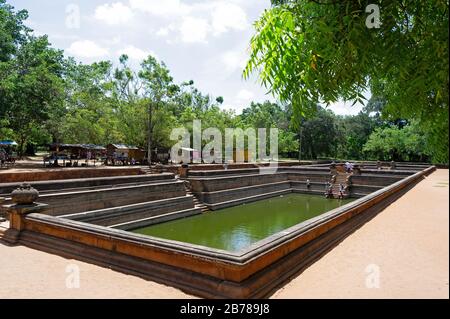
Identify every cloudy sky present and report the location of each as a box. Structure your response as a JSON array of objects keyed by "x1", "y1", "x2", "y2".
[{"x1": 10, "y1": 0, "x2": 364, "y2": 115}]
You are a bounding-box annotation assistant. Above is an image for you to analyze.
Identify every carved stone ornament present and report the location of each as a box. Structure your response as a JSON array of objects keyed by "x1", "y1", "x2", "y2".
[{"x1": 11, "y1": 183, "x2": 39, "y2": 205}]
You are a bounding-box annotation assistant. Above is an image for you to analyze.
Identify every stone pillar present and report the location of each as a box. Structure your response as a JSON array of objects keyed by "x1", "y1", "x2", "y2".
[{"x1": 1, "y1": 183, "x2": 48, "y2": 244}]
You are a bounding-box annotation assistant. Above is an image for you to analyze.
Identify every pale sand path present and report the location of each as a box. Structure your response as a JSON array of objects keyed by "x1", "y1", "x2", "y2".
[
  {"x1": 0, "y1": 244, "x2": 194, "y2": 299},
  {"x1": 0, "y1": 169, "x2": 448, "y2": 299},
  {"x1": 272, "y1": 169, "x2": 449, "y2": 299}
]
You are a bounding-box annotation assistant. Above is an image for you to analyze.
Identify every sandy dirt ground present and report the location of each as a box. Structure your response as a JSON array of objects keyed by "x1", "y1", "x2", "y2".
[
  {"x1": 0, "y1": 169, "x2": 448, "y2": 299},
  {"x1": 0, "y1": 243, "x2": 194, "y2": 299}
]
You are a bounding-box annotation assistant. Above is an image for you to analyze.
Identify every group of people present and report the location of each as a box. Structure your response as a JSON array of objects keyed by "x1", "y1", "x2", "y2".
[
  {"x1": 108, "y1": 152, "x2": 137, "y2": 166},
  {"x1": 344, "y1": 161, "x2": 354, "y2": 173},
  {"x1": 0, "y1": 148, "x2": 16, "y2": 167},
  {"x1": 324, "y1": 177, "x2": 348, "y2": 200},
  {"x1": 307, "y1": 177, "x2": 347, "y2": 199}
]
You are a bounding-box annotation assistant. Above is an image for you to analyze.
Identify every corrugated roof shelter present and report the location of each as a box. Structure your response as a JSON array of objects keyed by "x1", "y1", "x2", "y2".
[
  {"x1": 49, "y1": 143, "x2": 107, "y2": 159},
  {"x1": 0, "y1": 140, "x2": 18, "y2": 146},
  {"x1": 106, "y1": 144, "x2": 146, "y2": 161}
]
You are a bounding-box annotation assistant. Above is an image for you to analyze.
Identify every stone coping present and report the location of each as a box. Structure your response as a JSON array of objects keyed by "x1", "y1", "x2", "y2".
[
  {"x1": 21, "y1": 166, "x2": 435, "y2": 276},
  {"x1": 112, "y1": 207, "x2": 202, "y2": 230},
  {"x1": 3, "y1": 179, "x2": 184, "y2": 203},
  {"x1": 205, "y1": 189, "x2": 292, "y2": 211},
  {"x1": 0, "y1": 173, "x2": 174, "y2": 188},
  {"x1": 187, "y1": 170, "x2": 328, "y2": 182},
  {"x1": 59, "y1": 195, "x2": 193, "y2": 221},
  {"x1": 0, "y1": 173, "x2": 175, "y2": 196},
  {"x1": 187, "y1": 166, "x2": 329, "y2": 177},
  {"x1": 0, "y1": 167, "x2": 145, "y2": 183},
  {"x1": 187, "y1": 168, "x2": 418, "y2": 181}
]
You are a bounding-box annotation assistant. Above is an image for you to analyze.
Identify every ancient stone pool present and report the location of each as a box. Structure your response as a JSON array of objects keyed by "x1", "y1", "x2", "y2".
[
  {"x1": 0, "y1": 162, "x2": 435, "y2": 298},
  {"x1": 133, "y1": 194, "x2": 353, "y2": 252}
]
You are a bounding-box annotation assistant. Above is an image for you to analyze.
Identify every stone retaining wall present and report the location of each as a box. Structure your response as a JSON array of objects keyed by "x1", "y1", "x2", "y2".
[
  {"x1": 35, "y1": 181, "x2": 186, "y2": 216},
  {"x1": 187, "y1": 167, "x2": 419, "y2": 210},
  {"x1": 60, "y1": 196, "x2": 195, "y2": 227},
  {"x1": 0, "y1": 167, "x2": 144, "y2": 183},
  {"x1": 0, "y1": 173, "x2": 175, "y2": 196}
]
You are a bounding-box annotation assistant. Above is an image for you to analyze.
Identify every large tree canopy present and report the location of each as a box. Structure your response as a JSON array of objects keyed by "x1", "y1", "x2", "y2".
[
  {"x1": 1, "y1": 0, "x2": 65, "y2": 155},
  {"x1": 244, "y1": 0, "x2": 449, "y2": 162},
  {"x1": 363, "y1": 123, "x2": 428, "y2": 162}
]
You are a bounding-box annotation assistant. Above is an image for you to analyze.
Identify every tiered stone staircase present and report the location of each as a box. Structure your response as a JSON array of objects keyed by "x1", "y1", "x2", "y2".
[
  {"x1": 183, "y1": 181, "x2": 210, "y2": 213},
  {"x1": 330, "y1": 171, "x2": 352, "y2": 199},
  {"x1": 140, "y1": 167, "x2": 152, "y2": 174}
]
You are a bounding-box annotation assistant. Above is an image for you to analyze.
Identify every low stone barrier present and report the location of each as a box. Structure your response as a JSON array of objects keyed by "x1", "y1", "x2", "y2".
[
  {"x1": 188, "y1": 167, "x2": 418, "y2": 208},
  {"x1": 0, "y1": 173, "x2": 175, "y2": 196},
  {"x1": 60, "y1": 196, "x2": 196, "y2": 227},
  {"x1": 0, "y1": 167, "x2": 144, "y2": 183},
  {"x1": 29, "y1": 181, "x2": 186, "y2": 216}
]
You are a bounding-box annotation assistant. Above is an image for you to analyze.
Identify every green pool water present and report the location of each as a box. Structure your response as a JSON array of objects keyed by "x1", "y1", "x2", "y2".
[{"x1": 132, "y1": 194, "x2": 353, "y2": 252}]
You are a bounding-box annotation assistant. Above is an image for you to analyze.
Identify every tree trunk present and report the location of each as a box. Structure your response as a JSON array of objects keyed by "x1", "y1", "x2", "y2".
[
  {"x1": 298, "y1": 125, "x2": 302, "y2": 163},
  {"x1": 18, "y1": 133, "x2": 26, "y2": 159}
]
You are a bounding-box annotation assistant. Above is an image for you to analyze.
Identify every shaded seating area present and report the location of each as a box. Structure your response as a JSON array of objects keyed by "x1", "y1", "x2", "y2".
[
  {"x1": 106, "y1": 144, "x2": 146, "y2": 166},
  {"x1": 0, "y1": 140, "x2": 18, "y2": 168},
  {"x1": 44, "y1": 143, "x2": 106, "y2": 168}
]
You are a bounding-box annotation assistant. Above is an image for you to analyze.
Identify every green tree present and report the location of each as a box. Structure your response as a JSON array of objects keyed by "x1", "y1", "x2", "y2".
[
  {"x1": 241, "y1": 101, "x2": 289, "y2": 130},
  {"x1": 335, "y1": 112, "x2": 379, "y2": 160},
  {"x1": 244, "y1": 0, "x2": 449, "y2": 162},
  {"x1": 2, "y1": 35, "x2": 65, "y2": 155},
  {"x1": 60, "y1": 59, "x2": 122, "y2": 145},
  {"x1": 297, "y1": 106, "x2": 338, "y2": 160},
  {"x1": 138, "y1": 56, "x2": 179, "y2": 163},
  {"x1": 0, "y1": 0, "x2": 29, "y2": 63},
  {"x1": 363, "y1": 124, "x2": 429, "y2": 162}
]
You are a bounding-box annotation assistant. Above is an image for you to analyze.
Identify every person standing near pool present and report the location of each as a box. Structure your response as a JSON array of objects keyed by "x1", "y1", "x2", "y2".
[
  {"x1": 338, "y1": 183, "x2": 345, "y2": 199},
  {"x1": 306, "y1": 179, "x2": 311, "y2": 189}
]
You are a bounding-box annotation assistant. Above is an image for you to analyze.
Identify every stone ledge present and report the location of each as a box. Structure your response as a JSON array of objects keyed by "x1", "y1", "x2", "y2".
[
  {"x1": 112, "y1": 207, "x2": 202, "y2": 231},
  {"x1": 0, "y1": 173, "x2": 175, "y2": 196},
  {"x1": 0, "y1": 167, "x2": 145, "y2": 183},
  {"x1": 59, "y1": 196, "x2": 196, "y2": 226},
  {"x1": 206, "y1": 189, "x2": 292, "y2": 211}
]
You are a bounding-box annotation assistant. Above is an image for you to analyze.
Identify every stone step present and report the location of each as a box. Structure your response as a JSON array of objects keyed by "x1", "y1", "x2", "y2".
[{"x1": 185, "y1": 186, "x2": 209, "y2": 213}]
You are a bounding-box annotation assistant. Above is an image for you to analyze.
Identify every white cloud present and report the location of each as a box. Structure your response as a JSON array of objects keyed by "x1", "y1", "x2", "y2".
[
  {"x1": 129, "y1": 0, "x2": 191, "y2": 17},
  {"x1": 66, "y1": 40, "x2": 109, "y2": 58},
  {"x1": 95, "y1": 2, "x2": 133, "y2": 25},
  {"x1": 237, "y1": 89, "x2": 255, "y2": 102},
  {"x1": 325, "y1": 101, "x2": 364, "y2": 116},
  {"x1": 117, "y1": 45, "x2": 156, "y2": 61},
  {"x1": 211, "y1": 2, "x2": 248, "y2": 35},
  {"x1": 156, "y1": 28, "x2": 169, "y2": 37},
  {"x1": 127, "y1": 0, "x2": 249, "y2": 43},
  {"x1": 221, "y1": 50, "x2": 247, "y2": 73},
  {"x1": 324, "y1": 91, "x2": 370, "y2": 115},
  {"x1": 180, "y1": 17, "x2": 210, "y2": 43}
]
